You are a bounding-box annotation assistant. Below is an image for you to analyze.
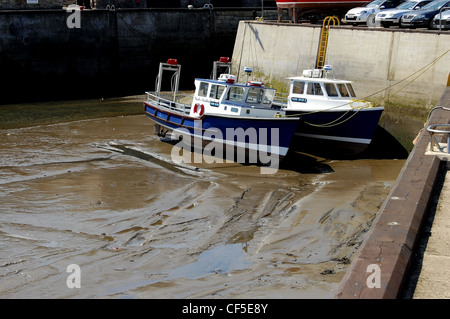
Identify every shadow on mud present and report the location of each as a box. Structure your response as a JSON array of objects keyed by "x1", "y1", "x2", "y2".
[
  {"x1": 160, "y1": 136, "x2": 335, "y2": 175},
  {"x1": 280, "y1": 151, "x2": 334, "y2": 174},
  {"x1": 154, "y1": 125, "x2": 407, "y2": 175},
  {"x1": 287, "y1": 125, "x2": 409, "y2": 161}
]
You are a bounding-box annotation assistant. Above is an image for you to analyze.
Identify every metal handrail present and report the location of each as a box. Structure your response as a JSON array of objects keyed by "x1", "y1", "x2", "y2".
[
  {"x1": 274, "y1": 92, "x2": 288, "y2": 104},
  {"x1": 438, "y1": 7, "x2": 450, "y2": 33},
  {"x1": 145, "y1": 91, "x2": 191, "y2": 115},
  {"x1": 427, "y1": 124, "x2": 450, "y2": 154}
]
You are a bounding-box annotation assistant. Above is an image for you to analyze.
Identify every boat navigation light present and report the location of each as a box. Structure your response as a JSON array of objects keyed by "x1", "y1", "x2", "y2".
[
  {"x1": 167, "y1": 59, "x2": 178, "y2": 66},
  {"x1": 244, "y1": 67, "x2": 253, "y2": 83},
  {"x1": 248, "y1": 81, "x2": 264, "y2": 87}
]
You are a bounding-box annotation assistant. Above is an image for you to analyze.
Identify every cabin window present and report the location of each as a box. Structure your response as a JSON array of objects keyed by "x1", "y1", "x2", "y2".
[
  {"x1": 210, "y1": 84, "x2": 225, "y2": 100},
  {"x1": 306, "y1": 83, "x2": 323, "y2": 96},
  {"x1": 246, "y1": 87, "x2": 263, "y2": 104},
  {"x1": 337, "y1": 83, "x2": 349, "y2": 97},
  {"x1": 198, "y1": 82, "x2": 209, "y2": 97},
  {"x1": 324, "y1": 83, "x2": 339, "y2": 97},
  {"x1": 227, "y1": 87, "x2": 245, "y2": 102},
  {"x1": 262, "y1": 89, "x2": 275, "y2": 105},
  {"x1": 346, "y1": 84, "x2": 356, "y2": 98},
  {"x1": 293, "y1": 81, "x2": 305, "y2": 94}
]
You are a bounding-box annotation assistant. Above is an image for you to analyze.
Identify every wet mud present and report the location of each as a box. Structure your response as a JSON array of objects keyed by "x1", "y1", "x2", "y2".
[{"x1": 0, "y1": 114, "x2": 404, "y2": 298}]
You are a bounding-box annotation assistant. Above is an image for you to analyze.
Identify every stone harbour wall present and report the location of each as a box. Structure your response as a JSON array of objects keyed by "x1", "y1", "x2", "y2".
[
  {"x1": 0, "y1": 0, "x2": 63, "y2": 9},
  {"x1": 0, "y1": 8, "x2": 277, "y2": 103}
]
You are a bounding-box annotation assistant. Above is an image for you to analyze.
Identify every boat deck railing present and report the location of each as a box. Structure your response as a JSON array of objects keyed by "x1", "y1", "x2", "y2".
[
  {"x1": 274, "y1": 92, "x2": 288, "y2": 108},
  {"x1": 146, "y1": 91, "x2": 192, "y2": 115}
]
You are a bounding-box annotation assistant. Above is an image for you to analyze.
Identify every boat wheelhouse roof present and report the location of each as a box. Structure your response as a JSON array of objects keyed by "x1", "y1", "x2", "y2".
[
  {"x1": 194, "y1": 78, "x2": 276, "y2": 90},
  {"x1": 288, "y1": 76, "x2": 353, "y2": 84}
]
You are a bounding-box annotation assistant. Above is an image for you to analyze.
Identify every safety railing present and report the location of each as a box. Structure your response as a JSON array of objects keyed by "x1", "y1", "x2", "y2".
[
  {"x1": 437, "y1": 7, "x2": 450, "y2": 33},
  {"x1": 427, "y1": 124, "x2": 450, "y2": 154},
  {"x1": 145, "y1": 92, "x2": 191, "y2": 114},
  {"x1": 274, "y1": 92, "x2": 288, "y2": 106}
]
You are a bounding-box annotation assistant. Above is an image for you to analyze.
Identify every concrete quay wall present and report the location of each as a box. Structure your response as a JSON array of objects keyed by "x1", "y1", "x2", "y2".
[
  {"x1": 232, "y1": 21, "x2": 450, "y2": 107},
  {"x1": 334, "y1": 86, "x2": 450, "y2": 298}
]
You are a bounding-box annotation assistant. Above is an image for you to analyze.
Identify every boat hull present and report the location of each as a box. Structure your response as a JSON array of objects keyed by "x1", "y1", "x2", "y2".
[
  {"x1": 286, "y1": 107, "x2": 384, "y2": 155},
  {"x1": 144, "y1": 101, "x2": 299, "y2": 159}
]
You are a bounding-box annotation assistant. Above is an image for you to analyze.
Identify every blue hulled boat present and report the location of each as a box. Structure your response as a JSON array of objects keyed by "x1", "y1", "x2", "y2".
[
  {"x1": 143, "y1": 59, "x2": 300, "y2": 163},
  {"x1": 281, "y1": 67, "x2": 384, "y2": 155}
]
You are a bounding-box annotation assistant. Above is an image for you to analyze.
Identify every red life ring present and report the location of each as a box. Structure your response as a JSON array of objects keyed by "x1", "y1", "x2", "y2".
[{"x1": 193, "y1": 103, "x2": 205, "y2": 117}]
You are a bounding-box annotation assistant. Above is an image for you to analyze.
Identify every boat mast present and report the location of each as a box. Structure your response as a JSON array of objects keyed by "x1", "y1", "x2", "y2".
[
  {"x1": 212, "y1": 57, "x2": 232, "y2": 80},
  {"x1": 156, "y1": 59, "x2": 181, "y2": 102}
]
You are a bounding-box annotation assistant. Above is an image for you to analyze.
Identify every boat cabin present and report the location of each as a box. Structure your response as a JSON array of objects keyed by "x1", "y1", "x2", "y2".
[
  {"x1": 191, "y1": 74, "x2": 281, "y2": 118},
  {"x1": 286, "y1": 69, "x2": 362, "y2": 111}
]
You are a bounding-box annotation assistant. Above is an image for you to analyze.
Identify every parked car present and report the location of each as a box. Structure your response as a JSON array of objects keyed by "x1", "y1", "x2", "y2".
[
  {"x1": 400, "y1": 0, "x2": 450, "y2": 28},
  {"x1": 344, "y1": 0, "x2": 406, "y2": 26},
  {"x1": 431, "y1": 6, "x2": 450, "y2": 29},
  {"x1": 375, "y1": 0, "x2": 433, "y2": 27}
]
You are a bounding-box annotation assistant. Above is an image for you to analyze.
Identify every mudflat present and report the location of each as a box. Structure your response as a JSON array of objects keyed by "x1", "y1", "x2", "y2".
[{"x1": 0, "y1": 114, "x2": 404, "y2": 298}]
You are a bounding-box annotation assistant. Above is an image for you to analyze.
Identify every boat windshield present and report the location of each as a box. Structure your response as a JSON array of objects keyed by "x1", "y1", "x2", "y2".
[
  {"x1": 292, "y1": 80, "x2": 356, "y2": 99},
  {"x1": 306, "y1": 83, "x2": 323, "y2": 96},
  {"x1": 246, "y1": 87, "x2": 275, "y2": 106},
  {"x1": 337, "y1": 83, "x2": 356, "y2": 98},
  {"x1": 324, "y1": 83, "x2": 339, "y2": 97},
  {"x1": 346, "y1": 84, "x2": 356, "y2": 97},
  {"x1": 293, "y1": 81, "x2": 305, "y2": 94},
  {"x1": 198, "y1": 82, "x2": 209, "y2": 97},
  {"x1": 248, "y1": 87, "x2": 270, "y2": 103},
  {"x1": 210, "y1": 84, "x2": 226, "y2": 99},
  {"x1": 262, "y1": 89, "x2": 275, "y2": 105},
  {"x1": 227, "y1": 86, "x2": 246, "y2": 101},
  {"x1": 246, "y1": 87, "x2": 261, "y2": 103}
]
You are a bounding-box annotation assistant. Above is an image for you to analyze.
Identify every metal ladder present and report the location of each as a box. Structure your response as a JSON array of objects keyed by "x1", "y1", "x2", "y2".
[{"x1": 316, "y1": 16, "x2": 340, "y2": 70}]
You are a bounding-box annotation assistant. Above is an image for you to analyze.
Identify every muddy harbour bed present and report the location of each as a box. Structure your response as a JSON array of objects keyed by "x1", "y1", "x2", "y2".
[{"x1": 0, "y1": 108, "x2": 405, "y2": 298}]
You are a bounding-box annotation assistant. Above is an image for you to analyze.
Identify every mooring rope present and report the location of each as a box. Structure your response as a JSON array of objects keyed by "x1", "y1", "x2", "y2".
[{"x1": 284, "y1": 50, "x2": 449, "y2": 128}]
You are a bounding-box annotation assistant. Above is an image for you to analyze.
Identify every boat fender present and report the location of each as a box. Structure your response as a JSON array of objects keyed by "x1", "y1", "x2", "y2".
[{"x1": 193, "y1": 103, "x2": 205, "y2": 117}]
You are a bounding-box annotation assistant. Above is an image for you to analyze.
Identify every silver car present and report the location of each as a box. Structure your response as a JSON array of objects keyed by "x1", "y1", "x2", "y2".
[
  {"x1": 344, "y1": 0, "x2": 406, "y2": 26},
  {"x1": 432, "y1": 9, "x2": 450, "y2": 29},
  {"x1": 375, "y1": 0, "x2": 433, "y2": 27}
]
